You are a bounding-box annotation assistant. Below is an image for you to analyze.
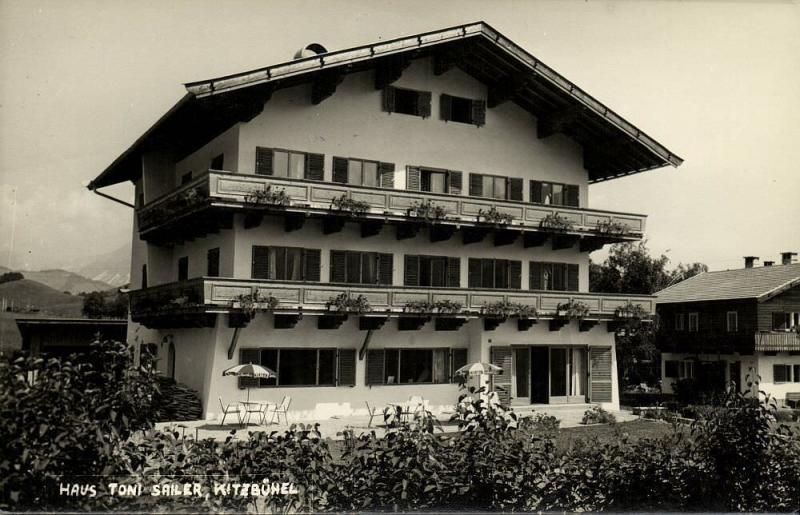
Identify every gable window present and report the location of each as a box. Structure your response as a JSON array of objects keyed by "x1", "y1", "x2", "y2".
[
  {"x1": 239, "y1": 347, "x2": 355, "y2": 387},
  {"x1": 440, "y1": 94, "x2": 486, "y2": 126},
  {"x1": 330, "y1": 250, "x2": 392, "y2": 285},
  {"x1": 675, "y1": 313, "x2": 685, "y2": 331},
  {"x1": 406, "y1": 166, "x2": 462, "y2": 195},
  {"x1": 254, "y1": 147, "x2": 324, "y2": 181},
  {"x1": 207, "y1": 248, "x2": 220, "y2": 277},
  {"x1": 332, "y1": 157, "x2": 395, "y2": 188},
  {"x1": 529, "y1": 262, "x2": 579, "y2": 292},
  {"x1": 251, "y1": 246, "x2": 321, "y2": 282},
  {"x1": 726, "y1": 311, "x2": 738, "y2": 332},
  {"x1": 382, "y1": 87, "x2": 432, "y2": 118},
  {"x1": 468, "y1": 258, "x2": 521, "y2": 289},
  {"x1": 210, "y1": 154, "x2": 224, "y2": 170},
  {"x1": 688, "y1": 312, "x2": 699, "y2": 332},
  {"x1": 469, "y1": 173, "x2": 523, "y2": 201},
  {"x1": 177, "y1": 256, "x2": 189, "y2": 281},
  {"x1": 772, "y1": 312, "x2": 800, "y2": 332},
  {"x1": 366, "y1": 348, "x2": 466, "y2": 385},
  {"x1": 531, "y1": 181, "x2": 579, "y2": 207},
  {"x1": 404, "y1": 255, "x2": 460, "y2": 287}
]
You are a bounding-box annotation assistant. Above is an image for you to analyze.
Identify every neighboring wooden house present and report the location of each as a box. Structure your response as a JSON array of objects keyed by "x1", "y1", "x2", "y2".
[
  {"x1": 88, "y1": 22, "x2": 682, "y2": 420},
  {"x1": 656, "y1": 256, "x2": 800, "y2": 404},
  {"x1": 16, "y1": 317, "x2": 127, "y2": 358}
]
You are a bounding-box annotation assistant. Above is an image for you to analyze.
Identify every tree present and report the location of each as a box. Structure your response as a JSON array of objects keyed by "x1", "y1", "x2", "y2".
[
  {"x1": 82, "y1": 290, "x2": 128, "y2": 319},
  {"x1": 0, "y1": 272, "x2": 24, "y2": 285},
  {"x1": 81, "y1": 292, "x2": 106, "y2": 319}
]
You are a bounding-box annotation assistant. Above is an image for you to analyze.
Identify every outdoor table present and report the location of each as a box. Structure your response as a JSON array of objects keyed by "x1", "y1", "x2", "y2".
[{"x1": 240, "y1": 401, "x2": 275, "y2": 426}]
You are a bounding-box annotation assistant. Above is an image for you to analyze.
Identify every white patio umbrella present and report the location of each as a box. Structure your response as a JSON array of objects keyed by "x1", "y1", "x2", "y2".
[
  {"x1": 222, "y1": 363, "x2": 276, "y2": 403},
  {"x1": 455, "y1": 362, "x2": 503, "y2": 377}
]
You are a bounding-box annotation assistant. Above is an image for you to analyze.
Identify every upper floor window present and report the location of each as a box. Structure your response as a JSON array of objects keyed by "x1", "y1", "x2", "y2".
[
  {"x1": 688, "y1": 312, "x2": 699, "y2": 332},
  {"x1": 332, "y1": 157, "x2": 395, "y2": 188},
  {"x1": 383, "y1": 87, "x2": 431, "y2": 118},
  {"x1": 469, "y1": 173, "x2": 523, "y2": 201},
  {"x1": 255, "y1": 147, "x2": 324, "y2": 181},
  {"x1": 177, "y1": 256, "x2": 189, "y2": 281},
  {"x1": 330, "y1": 250, "x2": 393, "y2": 285},
  {"x1": 207, "y1": 248, "x2": 220, "y2": 278},
  {"x1": 404, "y1": 255, "x2": 460, "y2": 287},
  {"x1": 251, "y1": 246, "x2": 321, "y2": 282},
  {"x1": 529, "y1": 262, "x2": 579, "y2": 292},
  {"x1": 407, "y1": 167, "x2": 462, "y2": 195},
  {"x1": 726, "y1": 311, "x2": 738, "y2": 332},
  {"x1": 675, "y1": 313, "x2": 685, "y2": 331},
  {"x1": 531, "y1": 181, "x2": 579, "y2": 207},
  {"x1": 772, "y1": 312, "x2": 800, "y2": 332},
  {"x1": 440, "y1": 94, "x2": 486, "y2": 126},
  {"x1": 210, "y1": 154, "x2": 224, "y2": 170},
  {"x1": 468, "y1": 258, "x2": 521, "y2": 289}
]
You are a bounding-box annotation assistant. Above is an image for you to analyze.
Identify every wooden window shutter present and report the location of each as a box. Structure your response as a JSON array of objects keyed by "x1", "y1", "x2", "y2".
[
  {"x1": 508, "y1": 260, "x2": 522, "y2": 289},
  {"x1": 305, "y1": 152, "x2": 324, "y2": 181},
  {"x1": 337, "y1": 349, "x2": 356, "y2": 387},
  {"x1": 448, "y1": 171, "x2": 463, "y2": 195},
  {"x1": 252, "y1": 246, "x2": 270, "y2": 279},
  {"x1": 417, "y1": 91, "x2": 432, "y2": 118},
  {"x1": 566, "y1": 185, "x2": 580, "y2": 207},
  {"x1": 567, "y1": 264, "x2": 579, "y2": 292},
  {"x1": 330, "y1": 250, "x2": 347, "y2": 283},
  {"x1": 531, "y1": 181, "x2": 543, "y2": 203},
  {"x1": 529, "y1": 262, "x2": 543, "y2": 290},
  {"x1": 404, "y1": 255, "x2": 419, "y2": 286},
  {"x1": 508, "y1": 177, "x2": 523, "y2": 201},
  {"x1": 589, "y1": 347, "x2": 613, "y2": 402},
  {"x1": 378, "y1": 253, "x2": 393, "y2": 285},
  {"x1": 471, "y1": 99, "x2": 487, "y2": 126},
  {"x1": 239, "y1": 349, "x2": 261, "y2": 388},
  {"x1": 447, "y1": 257, "x2": 460, "y2": 287},
  {"x1": 366, "y1": 349, "x2": 385, "y2": 385},
  {"x1": 379, "y1": 162, "x2": 395, "y2": 188},
  {"x1": 303, "y1": 249, "x2": 321, "y2": 282},
  {"x1": 207, "y1": 248, "x2": 220, "y2": 277},
  {"x1": 382, "y1": 87, "x2": 396, "y2": 113},
  {"x1": 406, "y1": 167, "x2": 421, "y2": 191},
  {"x1": 255, "y1": 147, "x2": 273, "y2": 175},
  {"x1": 490, "y1": 346, "x2": 513, "y2": 405},
  {"x1": 450, "y1": 348, "x2": 468, "y2": 383},
  {"x1": 469, "y1": 174, "x2": 483, "y2": 197},
  {"x1": 468, "y1": 258, "x2": 481, "y2": 288},
  {"x1": 440, "y1": 94, "x2": 453, "y2": 121},
  {"x1": 332, "y1": 157, "x2": 348, "y2": 183}
]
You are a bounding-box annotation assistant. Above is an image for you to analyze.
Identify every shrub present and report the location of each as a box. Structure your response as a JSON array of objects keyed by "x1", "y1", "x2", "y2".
[
  {"x1": 0, "y1": 271, "x2": 24, "y2": 284},
  {"x1": 519, "y1": 412, "x2": 560, "y2": 437},
  {"x1": 539, "y1": 212, "x2": 574, "y2": 231},
  {"x1": 406, "y1": 199, "x2": 448, "y2": 222},
  {"x1": 581, "y1": 405, "x2": 617, "y2": 425},
  {"x1": 325, "y1": 293, "x2": 371, "y2": 314},
  {"x1": 596, "y1": 219, "x2": 628, "y2": 235},
  {"x1": 556, "y1": 299, "x2": 590, "y2": 319},
  {"x1": 231, "y1": 292, "x2": 279, "y2": 318},
  {"x1": 330, "y1": 194, "x2": 369, "y2": 216},
  {"x1": 243, "y1": 184, "x2": 289, "y2": 206}
]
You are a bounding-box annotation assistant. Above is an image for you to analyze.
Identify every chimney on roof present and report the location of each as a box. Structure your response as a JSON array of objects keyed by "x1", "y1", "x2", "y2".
[
  {"x1": 781, "y1": 252, "x2": 797, "y2": 265},
  {"x1": 764, "y1": 261, "x2": 774, "y2": 267},
  {"x1": 744, "y1": 256, "x2": 759, "y2": 268}
]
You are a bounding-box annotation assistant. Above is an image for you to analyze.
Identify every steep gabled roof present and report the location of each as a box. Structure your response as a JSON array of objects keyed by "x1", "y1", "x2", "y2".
[
  {"x1": 89, "y1": 21, "x2": 683, "y2": 190},
  {"x1": 656, "y1": 263, "x2": 800, "y2": 304}
]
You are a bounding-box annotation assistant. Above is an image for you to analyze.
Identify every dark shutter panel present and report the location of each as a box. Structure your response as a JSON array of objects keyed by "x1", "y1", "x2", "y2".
[
  {"x1": 471, "y1": 99, "x2": 487, "y2": 126},
  {"x1": 379, "y1": 162, "x2": 395, "y2": 188},
  {"x1": 304, "y1": 249, "x2": 321, "y2": 282},
  {"x1": 508, "y1": 178, "x2": 523, "y2": 201},
  {"x1": 406, "y1": 167, "x2": 421, "y2": 191},
  {"x1": 332, "y1": 157, "x2": 348, "y2": 183},
  {"x1": 252, "y1": 246, "x2": 270, "y2": 279},
  {"x1": 449, "y1": 171, "x2": 463, "y2": 195},
  {"x1": 330, "y1": 250, "x2": 346, "y2": 283},
  {"x1": 366, "y1": 349, "x2": 385, "y2": 385},
  {"x1": 255, "y1": 147, "x2": 273, "y2": 176},
  {"x1": 469, "y1": 174, "x2": 483, "y2": 197},
  {"x1": 490, "y1": 346, "x2": 513, "y2": 405},
  {"x1": 207, "y1": 248, "x2": 220, "y2": 277},
  {"x1": 417, "y1": 91, "x2": 432, "y2": 118},
  {"x1": 531, "y1": 181, "x2": 543, "y2": 203},
  {"x1": 141, "y1": 264, "x2": 148, "y2": 289},
  {"x1": 440, "y1": 94, "x2": 453, "y2": 121},
  {"x1": 566, "y1": 185, "x2": 580, "y2": 207},
  {"x1": 508, "y1": 260, "x2": 521, "y2": 289},
  {"x1": 447, "y1": 257, "x2": 460, "y2": 287},
  {"x1": 451, "y1": 348, "x2": 468, "y2": 383},
  {"x1": 553, "y1": 263, "x2": 566, "y2": 291},
  {"x1": 530, "y1": 262, "x2": 542, "y2": 290},
  {"x1": 305, "y1": 153, "x2": 324, "y2": 181},
  {"x1": 468, "y1": 258, "x2": 481, "y2": 288},
  {"x1": 337, "y1": 349, "x2": 356, "y2": 387},
  {"x1": 589, "y1": 347, "x2": 613, "y2": 402},
  {"x1": 378, "y1": 253, "x2": 393, "y2": 285},
  {"x1": 567, "y1": 264, "x2": 579, "y2": 292},
  {"x1": 404, "y1": 255, "x2": 419, "y2": 286},
  {"x1": 239, "y1": 349, "x2": 261, "y2": 388},
  {"x1": 382, "y1": 87, "x2": 396, "y2": 113}
]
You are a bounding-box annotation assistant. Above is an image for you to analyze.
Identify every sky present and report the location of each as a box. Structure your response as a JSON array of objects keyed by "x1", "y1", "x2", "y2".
[{"x1": 0, "y1": 0, "x2": 798, "y2": 273}]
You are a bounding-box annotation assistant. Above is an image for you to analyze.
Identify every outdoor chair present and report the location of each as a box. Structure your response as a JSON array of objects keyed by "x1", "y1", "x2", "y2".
[
  {"x1": 219, "y1": 397, "x2": 242, "y2": 426},
  {"x1": 365, "y1": 401, "x2": 379, "y2": 427},
  {"x1": 269, "y1": 396, "x2": 292, "y2": 425}
]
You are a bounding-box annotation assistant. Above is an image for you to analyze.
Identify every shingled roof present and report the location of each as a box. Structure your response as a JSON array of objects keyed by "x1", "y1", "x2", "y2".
[{"x1": 656, "y1": 263, "x2": 800, "y2": 304}]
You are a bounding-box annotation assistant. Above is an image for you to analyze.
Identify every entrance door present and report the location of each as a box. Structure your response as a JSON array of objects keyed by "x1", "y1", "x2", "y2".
[
  {"x1": 550, "y1": 348, "x2": 569, "y2": 404},
  {"x1": 167, "y1": 342, "x2": 176, "y2": 380},
  {"x1": 530, "y1": 347, "x2": 549, "y2": 404}
]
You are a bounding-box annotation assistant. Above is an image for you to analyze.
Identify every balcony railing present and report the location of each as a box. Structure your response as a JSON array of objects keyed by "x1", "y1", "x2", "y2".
[
  {"x1": 755, "y1": 331, "x2": 800, "y2": 352},
  {"x1": 137, "y1": 171, "x2": 646, "y2": 246}
]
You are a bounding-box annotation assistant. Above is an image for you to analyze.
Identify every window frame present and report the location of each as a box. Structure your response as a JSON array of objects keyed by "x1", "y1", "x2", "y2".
[
  {"x1": 382, "y1": 348, "x2": 450, "y2": 385},
  {"x1": 418, "y1": 166, "x2": 452, "y2": 194},
  {"x1": 688, "y1": 312, "x2": 699, "y2": 332},
  {"x1": 345, "y1": 158, "x2": 380, "y2": 187},
  {"x1": 250, "y1": 347, "x2": 340, "y2": 388},
  {"x1": 726, "y1": 311, "x2": 738, "y2": 332},
  {"x1": 389, "y1": 86, "x2": 430, "y2": 117},
  {"x1": 251, "y1": 245, "x2": 319, "y2": 282},
  {"x1": 675, "y1": 313, "x2": 685, "y2": 331},
  {"x1": 530, "y1": 180, "x2": 580, "y2": 207},
  {"x1": 271, "y1": 148, "x2": 307, "y2": 179},
  {"x1": 773, "y1": 364, "x2": 792, "y2": 384},
  {"x1": 474, "y1": 172, "x2": 509, "y2": 200}
]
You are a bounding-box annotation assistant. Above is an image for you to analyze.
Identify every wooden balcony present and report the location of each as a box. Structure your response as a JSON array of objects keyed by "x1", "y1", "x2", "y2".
[
  {"x1": 755, "y1": 331, "x2": 800, "y2": 352},
  {"x1": 129, "y1": 277, "x2": 655, "y2": 331},
  {"x1": 137, "y1": 171, "x2": 647, "y2": 249}
]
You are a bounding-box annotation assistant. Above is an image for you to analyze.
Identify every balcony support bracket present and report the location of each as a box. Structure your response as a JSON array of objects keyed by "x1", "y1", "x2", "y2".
[
  {"x1": 274, "y1": 314, "x2": 301, "y2": 329},
  {"x1": 430, "y1": 224, "x2": 456, "y2": 242},
  {"x1": 311, "y1": 69, "x2": 345, "y2": 105},
  {"x1": 318, "y1": 314, "x2": 348, "y2": 330},
  {"x1": 398, "y1": 316, "x2": 429, "y2": 331},
  {"x1": 462, "y1": 227, "x2": 488, "y2": 245},
  {"x1": 322, "y1": 215, "x2": 346, "y2": 235},
  {"x1": 523, "y1": 232, "x2": 548, "y2": 248},
  {"x1": 396, "y1": 222, "x2": 421, "y2": 240},
  {"x1": 284, "y1": 212, "x2": 306, "y2": 232},
  {"x1": 579, "y1": 319, "x2": 598, "y2": 332},
  {"x1": 435, "y1": 317, "x2": 469, "y2": 331},
  {"x1": 549, "y1": 318, "x2": 569, "y2": 332},
  {"x1": 517, "y1": 318, "x2": 538, "y2": 331},
  {"x1": 493, "y1": 229, "x2": 520, "y2": 247},
  {"x1": 360, "y1": 220, "x2": 384, "y2": 238},
  {"x1": 552, "y1": 234, "x2": 580, "y2": 250},
  {"x1": 484, "y1": 317, "x2": 506, "y2": 331},
  {"x1": 580, "y1": 237, "x2": 607, "y2": 253}
]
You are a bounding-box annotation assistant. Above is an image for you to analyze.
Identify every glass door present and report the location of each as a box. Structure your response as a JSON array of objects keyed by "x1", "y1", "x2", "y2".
[{"x1": 549, "y1": 348, "x2": 569, "y2": 404}]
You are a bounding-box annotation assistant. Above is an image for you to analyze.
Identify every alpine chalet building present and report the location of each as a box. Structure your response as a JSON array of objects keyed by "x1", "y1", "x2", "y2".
[{"x1": 88, "y1": 23, "x2": 682, "y2": 420}]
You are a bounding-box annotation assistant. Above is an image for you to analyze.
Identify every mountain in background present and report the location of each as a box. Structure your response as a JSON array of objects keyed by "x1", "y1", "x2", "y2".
[
  {"x1": 12, "y1": 269, "x2": 116, "y2": 295},
  {"x1": 0, "y1": 279, "x2": 83, "y2": 314},
  {"x1": 65, "y1": 242, "x2": 131, "y2": 288}
]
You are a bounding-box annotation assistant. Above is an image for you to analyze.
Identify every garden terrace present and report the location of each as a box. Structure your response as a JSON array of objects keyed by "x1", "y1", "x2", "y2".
[
  {"x1": 137, "y1": 171, "x2": 646, "y2": 249},
  {"x1": 128, "y1": 277, "x2": 655, "y2": 330}
]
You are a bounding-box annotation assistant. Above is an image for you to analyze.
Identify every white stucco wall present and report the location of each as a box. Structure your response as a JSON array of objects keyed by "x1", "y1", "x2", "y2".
[
  {"x1": 754, "y1": 353, "x2": 800, "y2": 402},
  {"x1": 660, "y1": 352, "x2": 759, "y2": 395}
]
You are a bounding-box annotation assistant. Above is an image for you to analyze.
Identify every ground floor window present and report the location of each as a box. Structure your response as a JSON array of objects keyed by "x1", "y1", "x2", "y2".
[
  {"x1": 239, "y1": 348, "x2": 355, "y2": 387},
  {"x1": 773, "y1": 364, "x2": 800, "y2": 383},
  {"x1": 366, "y1": 348, "x2": 467, "y2": 385},
  {"x1": 664, "y1": 359, "x2": 695, "y2": 379}
]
